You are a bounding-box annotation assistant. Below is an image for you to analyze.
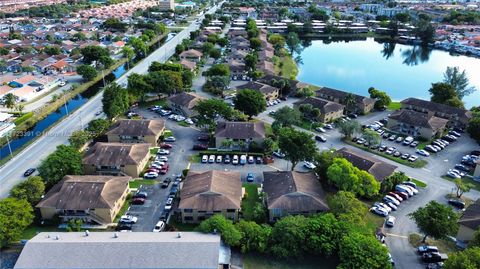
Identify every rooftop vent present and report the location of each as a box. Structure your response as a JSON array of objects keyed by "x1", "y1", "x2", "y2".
[
  {"x1": 177, "y1": 232, "x2": 182, "y2": 238},
  {"x1": 85, "y1": 230, "x2": 89, "y2": 237},
  {"x1": 54, "y1": 235, "x2": 60, "y2": 240},
  {"x1": 114, "y1": 232, "x2": 119, "y2": 238}
]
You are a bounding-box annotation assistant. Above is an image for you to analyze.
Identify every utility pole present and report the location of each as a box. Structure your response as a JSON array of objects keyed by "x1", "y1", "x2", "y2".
[
  {"x1": 5, "y1": 133, "x2": 13, "y2": 159},
  {"x1": 63, "y1": 94, "x2": 69, "y2": 116}
]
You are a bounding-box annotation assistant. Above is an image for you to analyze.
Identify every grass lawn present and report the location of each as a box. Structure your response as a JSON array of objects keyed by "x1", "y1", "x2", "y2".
[
  {"x1": 344, "y1": 140, "x2": 428, "y2": 168},
  {"x1": 295, "y1": 118, "x2": 323, "y2": 132},
  {"x1": 20, "y1": 225, "x2": 62, "y2": 240},
  {"x1": 114, "y1": 195, "x2": 132, "y2": 222},
  {"x1": 409, "y1": 233, "x2": 457, "y2": 253},
  {"x1": 178, "y1": 121, "x2": 190, "y2": 127},
  {"x1": 274, "y1": 55, "x2": 298, "y2": 80},
  {"x1": 443, "y1": 175, "x2": 480, "y2": 192},
  {"x1": 411, "y1": 178, "x2": 428, "y2": 188},
  {"x1": 139, "y1": 99, "x2": 167, "y2": 108},
  {"x1": 149, "y1": 147, "x2": 159, "y2": 154},
  {"x1": 365, "y1": 213, "x2": 385, "y2": 232},
  {"x1": 242, "y1": 183, "x2": 260, "y2": 221},
  {"x1": 243, "y1": 253, "x2": 338, "y2": 269},
  {"x1": 129, "y1": 179, "x2": 157, "y2": 189},
  {"x1": 164, "y1": 130, "x2": 174, "y2": 137},
  {"x1": 189, "y1": 154, "x2": 201, "y2": 163},
  {"x1": 169, "y1": 217, "x2": 197, "y2": 231},
  {"x1": 387, "y1": 102, "x2": 401, "y2": 110}
]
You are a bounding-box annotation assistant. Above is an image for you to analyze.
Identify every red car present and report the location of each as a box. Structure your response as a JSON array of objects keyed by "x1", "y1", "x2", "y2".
[
  {"x1": 160, "y1": 143, "x2": 173, "y2": 149},
  {"x1": 394, "y1": 191, "x2": 409, "y2": 200},
  {"x1": 193, "y1": 144, "x2": 208, "y2": 150},
  {"x1": 388, "y1": 192, "x2": 403, "y2": 202},
  {"x1": 132, "y1": 197, "x2": 146, "y2": 205},
  {"x1": 160, "y1": 164, "x2": 169, "y2": 174},
  {"x1": 146, "y1": 168, "x2": 160, "y2": 173}
]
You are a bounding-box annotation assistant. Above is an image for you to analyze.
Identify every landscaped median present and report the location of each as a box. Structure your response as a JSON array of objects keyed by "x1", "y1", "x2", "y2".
[{"x1": 344, "y1": 139, "x2": 428, "y2": 168}]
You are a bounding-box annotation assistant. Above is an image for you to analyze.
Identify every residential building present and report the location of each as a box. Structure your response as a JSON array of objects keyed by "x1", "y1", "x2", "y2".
[
  {"x1": 179, "y1": 59, "x2": 196, "y2": 72},
  {"x1": 401, "y1": 98, "x2": 472, "y2": 128},
  {"x1": 293, "y1": 97, "x2": 345, "y2": 123},
  {"x1": 167, "y1": 92, "x2": 204, "y2": 117},
  {"x1": 0, "y1": 122, "x2": 15, "y2": 138},
  {"x1": 82, "y1": 142, "x2": 150, "y2": 177},
  {"x1": 258, "y1": 74, "x2": 309, "y2": 94},
  {"x1": 387, "y1": 109, "x2": 449, "y2": 140},
  {"x1": 337, "y1": 147, "x2": 397, "y2": 182},
  {"x1": 236, "y1": 81, "x2": 279, "y2": 101},
  {"x1": 158, "y1": 0, "x2": 174, "y2": 11},
  {"x1": 179, "y1": 49, "x2": 203, "y2": 62},
  {"x1": 106, "y1": 119, "x2": 165, "y2": 146},
  {"x1": 215, "y1": 121, "x2": 265, "y2": 150},
  {"x1": 315, "y1": 87, "x2": 375, "y2": 114},
  {"x1": 14, "y1": 232, "x2": 230, "y2": 269},
  {"x1": 36, "y1": 175, "x2": 131, "y2": 224},
  {"x1": 178, "y1": 170, "x2": 242, "y2": 223},
  {"x1": 457, "y1": 199, "x2": 480, "y2": 243},
  {"x1": 263, "y1": 171, "x2": 329, "y2": 222}
]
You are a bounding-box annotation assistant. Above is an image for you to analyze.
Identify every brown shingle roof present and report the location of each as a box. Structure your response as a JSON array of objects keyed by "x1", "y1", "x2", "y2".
[
  {"x1": 168, "y1": 92, "x2": 204, "y2": 110},
  {"x1": 236, "y1": 81, "x2": 278, "y2": 95},
  {"x1": 401, "y1": 98, "x2": 472, "y2": 121},
  {"x1": 459, "y1": 199, "x2": 480, "y2": 230},
  {"x1": 107, "y1": 119, "x2": 165, "y2": 137},
  {"x1": 179, "y1": 170, "x2": 242, "y2": 211},
  {"x1": 316, "y1": 87, "x2": 375, "y2": 106},
  {"x1": 389, "y1": 109, "x2": 449, "y2": 131},
  {"x1": 215, "y1": 121, "x2": 265, "y2": 140},
  {"x1": 36, "y1": 175, "x2": 131, "y2": 210},
  {"x1": 179, "y1": 49, "x2": 203, "y2": 58},
  {"x1": 294, "y1": 97, "x2": 345, "y2": 114},
  {"x1": 337, "y1": 147, "x2": 397, "y2": 182},
  {"x1": 263, "y1": 171, "x2": 329, "y2": 212},
  {"x1": 82, "y1": 142, "x2": 150, "y2": 166}
]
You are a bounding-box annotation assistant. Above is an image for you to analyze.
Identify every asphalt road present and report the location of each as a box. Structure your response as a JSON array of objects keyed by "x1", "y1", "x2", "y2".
[{"x1": 0, "y1": 2, "x2": 224, "y2": 198}]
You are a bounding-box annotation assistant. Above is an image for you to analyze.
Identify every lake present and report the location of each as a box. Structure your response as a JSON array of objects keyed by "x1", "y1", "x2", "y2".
[{"x1": 297, "y1": 37, "x2": 480, "y2": 108}]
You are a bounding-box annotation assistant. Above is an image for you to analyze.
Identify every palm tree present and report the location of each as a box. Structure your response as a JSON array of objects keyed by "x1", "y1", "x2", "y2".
[
  {"x1": 343, "y1": 93, "x2": 356, "y2": 113},
  {"x1": 4, "y1": 93, "x2": 15, "y2": 109},
  {"x1": 15, "y1": 104, "x2": 25, "y2": 113}
]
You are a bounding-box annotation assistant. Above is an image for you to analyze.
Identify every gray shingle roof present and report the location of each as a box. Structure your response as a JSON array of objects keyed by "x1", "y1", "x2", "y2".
[
  {"x1": 389, "y1": 109, "x2": 449, "y2": 131},
  {"x1": 263, "y1": 171, "x2": 329, "y2": 212},
  {"x1": 236, "y1": 81, "x2": 278, "y2": 95},
  {"x1": 168, "y1": 92, "x2": 204, "y2": 109},
  {"x1": 337, "y1": 147, "x2": 397, "y2": 182},
  {"x1": 107, "y1": 119, "x2": 165, "y2": 137},
  {"x1": 215, "y1": 121, "x2": 265, "y2": 140},
  {"x1": 82, "y1": 142, "x2": 150, "y2": 166},
  {"x1": 294, "y1": 97, "x2": 345, "y2": 114},
  {"x1": 459, "y1": 199, "x2": 480, "y2": 230},
  {"x1": 316, "y1": 87, "x2": 375, "y2": 106},
  {"x1": 14, "y1": 232, "x2": 221, "y2": 269},
  {"x1": 401, "y1": 98, "x2": 472, "y2": 120}
]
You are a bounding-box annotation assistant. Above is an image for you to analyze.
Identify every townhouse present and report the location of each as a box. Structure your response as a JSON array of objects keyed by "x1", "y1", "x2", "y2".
[
  {"x1": 106, "y1": 119, "x2": 165, "y2": 146},
  {"x1": 215, "y1": 121, "x2": 266, "y2": 150},
  {"x1": 315, "y1": 87, "x2": 375, "y2": 114},
  {"x1": 387, "y1": 109, "x2": 449, "y2": 140},
  {"x1": 294, "y1": 97, "x2": 345, "y2": 123}
]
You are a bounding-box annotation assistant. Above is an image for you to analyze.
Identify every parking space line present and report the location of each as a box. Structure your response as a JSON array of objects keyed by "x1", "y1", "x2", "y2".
[
  {"x1": 267, "y1": 164, "x2": 281, "y2": 170},
  {"x1": 385, "y1": 233, "x2": 408, "y2": 239},
  {"x1": 422, "y1": 168, "x2": 431, "y2": 172}
]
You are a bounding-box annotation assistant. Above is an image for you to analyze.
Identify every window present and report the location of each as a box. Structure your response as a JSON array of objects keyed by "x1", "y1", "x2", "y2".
[
  {"x1": 184, "y1": 216, "x2": 193, "y2": 221},
  {"x1": 184, "y1": 209, "x2": 193, "y2": 213},
  {"x1": 213, "y1": 211, "x2": 221, "y2": 213},
  {"x1": 198, "y1": 211, "x2": 206, "y2": 213},
  {"x1": 227, "y1": 209, "x2": 236, "y2": 213}
]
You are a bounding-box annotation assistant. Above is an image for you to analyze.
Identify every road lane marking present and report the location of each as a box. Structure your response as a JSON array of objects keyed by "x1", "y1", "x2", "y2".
[{"x1": 386, "y1": 233, "x2": 408, "y2": 239}]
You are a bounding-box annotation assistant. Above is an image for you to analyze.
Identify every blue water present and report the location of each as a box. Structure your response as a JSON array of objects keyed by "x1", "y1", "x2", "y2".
[
  {"x1": 0, "y1": 64, "x2": 126, "y2": 160},
  {"x1": 297, "y1": 38, "x2": 480, "y2": 108}
]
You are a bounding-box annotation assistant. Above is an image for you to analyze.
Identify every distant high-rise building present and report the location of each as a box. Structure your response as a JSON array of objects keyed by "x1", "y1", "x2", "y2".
[{"x1": 158, "y1": 0, "x2": 174, "y2": 11}]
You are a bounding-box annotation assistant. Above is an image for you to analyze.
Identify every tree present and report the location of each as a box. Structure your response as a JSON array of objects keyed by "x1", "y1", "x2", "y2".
[
  {"x1": 249, "y1": 37, "x2": 262, "y2": 50},
  {"x1": 337, "y1": 120, "x2": 360, "y2": 138},
  {"x1": 278, "y1": 127, "x2": 317, "y2": 170},
  {"x1": 175, "y1": 44, "x2": 185, "y2": 55},
  {"x1": 443, "y1": 66, "x2": 476, "y2": 99},
  {"x1": 368, "y1": 87, "x2": 392, "y2": 110},
  {"x1": 44, "y1": 46, "x2": 61, "y2": 55},
  {"x1": 314, "y1": 149, "x2": 338, "y2": 179},
  {"x1": 272, "y1": 106, "x2": 301, "y2": 127},
  {"x1": 328, "y1": 191, "x2": 368, "y2": 225},
  {"x1": 209, "y1": 48, "x2": 221, "y2": 59},
  {"x1": 69, "y1": 130, "x2": 91, "y2": 149},
  {"x1": 395, "y1": 12, "x2": 411, "y2": 23},
  {"x1": 122, "y1": 46, "x2": 134, "y2": 63},
  {"x1": 327, "y1": 158, "x2": 380, "y2": 198},
  {"x1": 102, "y1": 82, "x2": 130, "y2": 119},
  {"x1": 414, "y1": 19, "x2": 435, "y2": 45},
  {"x1": 76, "y1": 65, "x2": 98, "y2": 81},
  {"x1": 86, "y1": 119, "x2": 111, "y2": 138},
  {"x1": 429, "y1": 82, "x2": 459, "y2": 104},
  {"x1": 235, "y1": 220, "x2": 271, "y2": 253},
  {"x1": 194, "y1": 99, "x2": 234, "y2": 131},
  {"x1": 339, "y1": 232, "x2": 392, "y2": 269},
  {"x1": 454, "y1": 178, "x2": 474, "y2": 198},
  {"x1": 127, "y1": 73, "x2": 152, "y2": 102},
  {"x1": 443, "y1": 247, "x2": 480, "y2": 269},
  {"x1": 197, "y1": 215, "x2": 242, "y2": 246},
  {"x1": 286, "y1": 32, "x2": 302, "y2": 55},
  {"x1": 362, "y1": 129, "x2": 381, "y2": 146},
  {"x1": 234, "y1": 89, "x2": 266, "y2": 118},
  {"x1": 467, "y1": 116, "x2": 480, "y2": 143},
  {"x1": 38, "y1": 145, "x2": 83, "y2": 187},
  {"x1": 381, "y1": 172, "x2": 409, "y2": 193},
  {"x1": 203, "y1": 76, "x2": 230, "y2": 95},
  {"x1": 409, "y1": 200, "x2": 459, "y2": 242},
  {"x1": 343, "y1": 93, "x2": 357, "y2": 113},
  {"x1": 305, "y1": 213, "x2": 344, "y2": 257},
  {"x1": 146, "y1": 71, "x2": 183, "y2": 94},
  {"x1": 470, "y1": 229, "x2": 480, "y2": 248},
  {"x1": 270, "y1": 215, "x2": 309, "y2": 258},
  {"x1": 388, "y1": 20, "x2": 399, "y2": 38},
  {"x1": 103, "y1": 17, "x2": 127, "y2": 31},
  {"x1": 80, "y1": 45, "x2": 111, "y2": 65},
  {"x1": 4, "y1": 93, "x2": 15, "y2": 109},
  {"x1": 205, "y1": 64, "x2": 230, "y2": 77},
  {"x1": 128, "y1": 37, "x2": 147, "y2": 57},
  {"x1": 268, "y1": 34, "x2": 286, "y2": 51},
  {"x1": 10, "y1": 176, "x2": 45, "y2": 205},
  {"x1": 0, "y1": 198, "x2": 34, "y2": 247}
]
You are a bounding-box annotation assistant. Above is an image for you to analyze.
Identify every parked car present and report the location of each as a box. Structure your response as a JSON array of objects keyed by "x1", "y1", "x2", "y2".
[
  {"x1": 224, "y1": 155, "x2": 231, "y2": 164},
  {"x1": 144, "y1": 172, "x2": 159, "y2": 179},
  {"x1": 161, "y1": 178, "x2": 172, "y2": 188},
  {"x1": 396, "y1": 185, "x2": 413, "y2": 196},
  {"x1": 248, "y1": 156, "x2": 254, "y2": 164},
  {"x1": 385, "y1": 201, "x2": 398, "y2": 211},
  {"x1": 303, "y1": 161, "x2": 316, "y2": 169},
  {"x1": 410, "y1": 141, "x2": 419, "y2": 147},
  {"x1": 256, "y1": 156, "x2": 262, "y2": 164},
  {"x1": 401, "y1": 153, "x2": 410, "y2": 159},
  {"x1": 240, "y1": 155, "x2": 247, "y2": 165},
  {"x1": 379, "y1": 145, "x2": 387, "y2": 152},
  {"x1": 152, "y1": 221, "x2": 165, "y2": 232},
  {"x1": 246, "y1": 173, "x2": 254, "y2": 182},
  {"x1": 315, "y1": 135, "x2": 327, "y2": 142},
  {"x1": 119, "y1": 215, "x2": 137, "y2": 224},
  {"x1": 403, "y1": 181, "x2": 417, "y2": 189},
  {"x1": 157, "y1": 149, "x2": 170, "y2": 155},
  {"x1": 316, "y1": 127, "x2": 326, "y2": 133},
  {"x1": 197, "y1": 135, "x2": 210, "y2": 141},
  {"x1": 370, "y1": 206, "x2": 389, "y2": 217},
  {"x1": 396, "y1": 136, "x2": 404, "y2": 143},
  {"x1": 116, "y1": 224, "x2": 132, "y2": 231},
  {"x1": 23, "y1": 168, "x2": 36, "y2": 177},
  {"x1": 422, "y1": 253, "x2": 448, "y2": 263},
  {"x1": 448, "y1": 199, "x2": 466, "y2": 209},
  {"x1": 425, "y1": 145, "x2": 438, "y2": 153},
  {"x1": 273, "y1": 150, "x2": 285, "y2": 158},
  {"x1": 454, "y1": 164, "x2": 470, "y2": 172},
  {"x1": 384, "y1": 195, "x2": 400, "y2": 206},
  {"x1": 400, "y1": 184, "x2": 418, "y2": 195},
  {"x1": 324, "y1": 124, "x2": 333, "y2": 129},
  {"x1": 393, "y1": 151, "x2": 402, "y2": 157},
  {"x1": 388, "y1": 135, "x2": 397, "y2": 141},
  {"x1": 216, "y1": 155, "x2": 223, "y2": 163},
  {"x1": 134, "y1": 191, "x2": 148, "y2": 199},
  {"x1": 164, "y1": 136, "x2": 176, "y2": 142},
  {"x1": 157, "y1": 156, "x2": 168, "y2": 162},
  {"x1": 426, "y1": 262, "x2": 444, "y2": 269},
  {"x1": 208, "y1": 155, "x2": 215, "y2": 163},
  {"x1": 388, "y1": 192, "x2": 403, "y2": 202},
  {"x1": 160, "y1": 165, "x2": 169, "y2": 175},
  {"x1": 193, "y1": 144, "x2": 208, "y2": 150},
  {"x1": 385, "y1": 216, "x2": 396, "y2": 227},
  {"x1": 447, "y1": 170, "x2": 461, "y2": 179},
  {"x1": 201, "y1": 155, "x2": 208, "y2": 163},
  {"x1": 374, "y1": 202, "x2": 392, "y2": 213},
  {"x1": 164, "y1": 197, "x2": 173, "y2": 211},
  {"x1": 408, "y1": 155, "x2": 418, "y2": 162},
  {"x1": 232, "y1": 155, "x2": 239, "y2": 165},
  {"x1": 160, "y1": 143, "x2": 173, "y2": 149},
  {"x1": 416, "y1": 149, "x2": 430, "y2": 157},
  {"x1": 418, "y1": 245, "x2": 439, "y2": 254},
  {"x1": 132, "y1": 197, "x2": 146, "y2": 205},
  {"x1": 394, "y1": 191, "x2": 409, "y2": 200},
  {"x1": 386, "y1": 147, "x2": 395, "y2": 155}
]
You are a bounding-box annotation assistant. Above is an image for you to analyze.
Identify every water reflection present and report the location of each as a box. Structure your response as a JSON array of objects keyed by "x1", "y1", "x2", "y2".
[
  {"x1": 400, "y1": 45, "x2": 432, "y2": 66},
  {"x1": 382, "y1": 42, "x2": 396, "y2": 60}
]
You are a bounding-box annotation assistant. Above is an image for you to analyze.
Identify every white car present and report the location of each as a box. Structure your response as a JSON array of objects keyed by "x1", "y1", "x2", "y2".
[
  {"x1": 385, "y1": 216, "x2": 396, "y2": 227},
  {"x1": 385, "y1": 202, "x2": 397, "y2": 211},
  {"x1": 164, "y1": 136, "x2": 176, "y2": 142},
  {"x1": 120, "y1": 215, "x2": 137, "y2": 224},
  {"x1": 273, "y1": 150, "x2": 285, "y2": 158},
  {"x1": 152, "y1": 221, "x2": 165, "y2": 232},
  {"x1": 232, "y1": 155, "x2": 239, "y2": 165},
  {"x1": 316, "y1": 127, "x2": 326, "y2": 133},
  {"x1": 157, "y1": 149, "x2": 170, "y2": 155},
  {"x1": 303, "y1": 161, "x2": 316, "y2": 169},
  {"x1": 144, "y1": 172, "x2": 159, "y2": 179},
  {"x1": 399, "y1": 184, "x2": 418, "y2": 195},
  {"x1": 208, "y1": 155, "x2": 215, "y2": 163},
  {"x1": 164, "y1": 197, "x2": 173, "y2": 210},
  {"x1": 156, "y1": 156, "x2": 168, "y2": 162},
  {"x1": 384, "y1": 195, "x2": 400, "y2": 206},
  {"x1": 59, "y1": 81, "x2": 66, "y2": 86},
  {"x1": 396, "y1": 185, "x2": 413, "y2": 196},
  {"x1": 201, "y1": 155, "x2": 208, "y2": 163},
  {"x1": 374, "y1": 202, "x2": 392, "y2": 213},
  {"x1": 185, "y1": 118, "x2": 194, "y2": 125},
  {"x1": 408, "y1": 155, "x2": 418, "y2": 162},
  {"x1": 450, "y1": 169, "x2": 466, "y2": 177},
  {"x1": 216, "y1": 155, "x2": 223, "y2": 163},
  {"x1": 416, "y1": 149, "x2": 430, "y2": 157},
  {"x1": 370, "y1": 206, "x2": 389, "y2": 217}
]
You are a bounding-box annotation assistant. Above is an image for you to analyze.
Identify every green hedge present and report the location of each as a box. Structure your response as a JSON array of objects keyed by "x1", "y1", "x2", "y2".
[{"x1": 13, "y1": 112, "x2": 34, "y2": 125}]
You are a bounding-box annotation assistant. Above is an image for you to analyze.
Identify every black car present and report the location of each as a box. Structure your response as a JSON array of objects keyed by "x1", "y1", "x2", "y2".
[
  {"x1": 116, "y1": 224, "x2": 132, "y2": 231},
  {"x1": 379, "y1": 145, "x2": 387, "y2": 152},
  {"x1": 348, "y1": 113, "x2": 358, "y2": 119},
  {"x1": 471, "y1": 150, "x2": 480, "y2": 157},
  {"x1": 422, "y1": 253, "x2": 448, "y2": 263},
  {"x1": 315, "y1": 135, "x2": 327, "y2": 142},
  {"x1": 159, "y1": 212, "x2": 169, "y2": 222},
  {"x1": 453, "y1": 127, "x2": 464, "y2": 133},
  {"x1": 448, "y1": 199, "x2": 466, "y2": 209},
  {"x1": 454, "y1": 164, "x2": 470, "y2": 172},
  {"x1": 197, "y1": 135, "x2": 210, "y2": 142},
  {"x1": 161, "y1": 177, "x2": 172, "y2": 188},
  {"x1": 23, "y1": 168, "x2": 36, "y2": 177},
  {"x1": 133, "y1": 191, "x2": 148, "y2": 199},
  {"x1": 256, "y1": 156, "x2": 263, "y2": 164},
  {"x1": 442, "y1": 136, "x2": 456, "y2": 142},
  {"x1": 193, "y1": 144, "x2": 208, "y2": 150}
]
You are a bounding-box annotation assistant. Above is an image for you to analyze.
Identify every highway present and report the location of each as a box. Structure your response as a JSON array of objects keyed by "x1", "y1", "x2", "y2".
[{"x1": 0, "y1": 2, "x2": 223, "y2": 198}]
